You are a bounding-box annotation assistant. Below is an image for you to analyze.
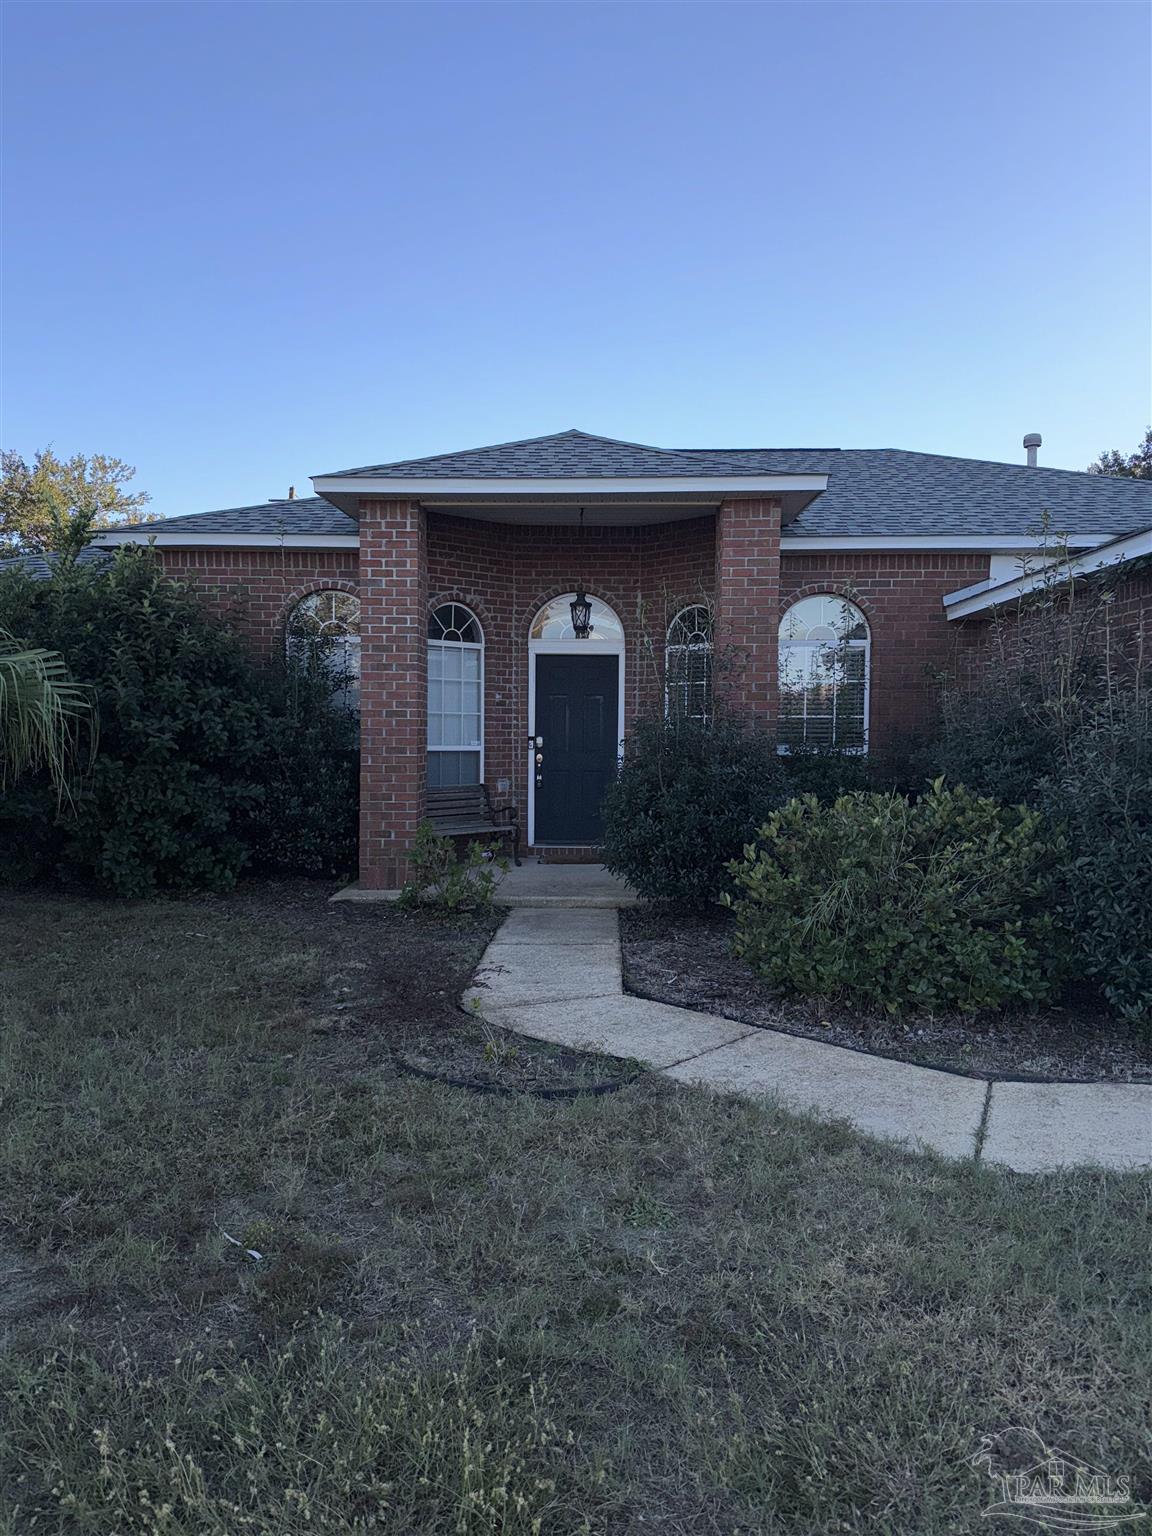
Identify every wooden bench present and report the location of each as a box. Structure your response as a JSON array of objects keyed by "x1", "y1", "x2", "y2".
[{"x1": 426, "y1": 785, "x2": 521, "y2": 866}]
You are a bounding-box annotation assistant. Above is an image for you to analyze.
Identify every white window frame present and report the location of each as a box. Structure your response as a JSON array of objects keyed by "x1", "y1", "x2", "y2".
[
  {"x1": 428, "y1": 603, "x2": 485, "y2": 786},
  {"x1": 778, "y1": 595, "x2": 871, "y2": 754},
  {"x1": 527, "y1": 594, "x2": 625, "y2": 847}
]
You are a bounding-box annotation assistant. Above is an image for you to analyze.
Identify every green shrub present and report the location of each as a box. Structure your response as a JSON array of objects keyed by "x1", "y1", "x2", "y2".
[
  {"x1": 600, "y1": 716, "x2": 902, "y2": 907},
  {"x1": 1040, "y1": 693, "x2": 1152, "y2": 1027},
  {"x1": 924, "y1": 567, "x2": 1151, "y2": 1026},
  {"x1": 398, "y1": 821, "x2": 506, "y2": 911},
  {"x1": 600, "y1": 715, "x2": 790, "y2": 906},
  {"x1": 725, "y1": 782, "x2": 1066, "y2": 1013},
  {"x1": 0, "y1": 548, "x2": 357, "y2": 895}
]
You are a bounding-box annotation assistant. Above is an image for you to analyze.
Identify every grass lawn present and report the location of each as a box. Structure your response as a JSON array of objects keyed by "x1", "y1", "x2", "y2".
[{"x1": 1, "y1": 884, "x2": 1148, "y2": 1534}]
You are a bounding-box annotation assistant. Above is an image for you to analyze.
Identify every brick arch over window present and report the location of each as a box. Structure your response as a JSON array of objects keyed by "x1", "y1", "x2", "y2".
[
  {"x1": 779, "y1": 584, "x2": 878, "y2": 625},
  {"x1": 428, "y1": 589, "x2": 496, "y2": 636}
]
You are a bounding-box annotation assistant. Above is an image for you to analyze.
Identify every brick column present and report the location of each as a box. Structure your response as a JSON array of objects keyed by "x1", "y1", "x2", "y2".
[
  {"x1": 358, "y1": 497, "x2": 428, "y2": 889},
  {"x1": 714, "y1": 497, "x2": 782, "y2": 720}
]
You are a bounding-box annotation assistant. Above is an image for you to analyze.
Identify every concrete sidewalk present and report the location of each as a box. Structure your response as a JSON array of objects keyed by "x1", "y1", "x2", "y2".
[{"x1": 464, "y1": 910, "x2": 1152, "y2": 1172}]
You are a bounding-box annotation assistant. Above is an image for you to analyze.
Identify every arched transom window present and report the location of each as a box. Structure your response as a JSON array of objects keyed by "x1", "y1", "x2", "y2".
[
  {"x1": 779, "y1": 595, "x2": 870, "y2": 750},
  {"x1": 529, "y1": 594, "x2": 624, "y2": 643},
  {"x1": 665, "y1": 604, "x2": 714, "y2": 723},
  {"x1": 285, "y1": 590, "x2": 361, "y2": 709},
  {"x1": 428, "y1": 603, "x2": 484, "y2": 787}
]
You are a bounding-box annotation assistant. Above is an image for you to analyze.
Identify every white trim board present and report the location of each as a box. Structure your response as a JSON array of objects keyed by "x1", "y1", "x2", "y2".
[
  {"x1": 944, "y1": 527, "x2": 1152, "y2": 620},
  {"x1": 92, "y1": 530, "x2": 1124, "y2": 558},
  {"x1": 93, "y1": 531, "x2": 359, "y2": 550},
  {"x1": 781, "y1": 534, "x2": 1109, "y2": 553},
  {"x1": 312, "y1": 473, "x2": 829, "y2": 499}
]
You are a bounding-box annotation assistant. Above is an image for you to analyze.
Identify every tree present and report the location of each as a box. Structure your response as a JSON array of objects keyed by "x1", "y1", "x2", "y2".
[
  {"x1": 0, "y1": 447, "x2": 151, "y2": 557},
  {"x1": 1087, "y1": 426, "x2": 1152, "y2": 480},
  {"x1": 0, "y1": 632, "x2": 95, "y2": 800}
]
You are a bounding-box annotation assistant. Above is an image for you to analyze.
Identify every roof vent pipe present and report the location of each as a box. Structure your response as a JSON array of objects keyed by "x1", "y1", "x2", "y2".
[{"x1": 1023, "y1": 433, "x2": 1042, "y2": 468}]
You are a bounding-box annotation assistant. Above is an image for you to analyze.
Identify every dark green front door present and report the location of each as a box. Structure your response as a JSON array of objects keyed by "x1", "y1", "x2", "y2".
[{"x1": 533, "y1": 654, "x2": 619, "y2": 844}]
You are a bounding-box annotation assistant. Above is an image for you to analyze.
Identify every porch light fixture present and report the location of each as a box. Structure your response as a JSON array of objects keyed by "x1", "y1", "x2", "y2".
[
  {"x1": 569, "y1": 589, "x2": 593, "y2": 639},
  {"x1": 570, "y1": 508, "x2": 594, "y2": 638}
]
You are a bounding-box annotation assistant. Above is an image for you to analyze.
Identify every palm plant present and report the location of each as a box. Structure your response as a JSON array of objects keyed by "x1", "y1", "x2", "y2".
[{"x1": 0, "y1": 631, "x2": 96, "y2": 801}]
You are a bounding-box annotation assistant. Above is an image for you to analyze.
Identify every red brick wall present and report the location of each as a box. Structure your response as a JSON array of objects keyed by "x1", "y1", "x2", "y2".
[
  {"x1": 357, "y1": 500, "x2": 428, "y2": 888},
  {"x1": 426, "y1": 512, "x2": 717, "y2": 851},
  {"x1": 155, "y1": 526, "x2": 1011, "y2": 876},
  {"x1": 779, "y1": 550, "x2": 990, "y2": 746},
  {"x1": 715, "y1": 498, "x2": 782, "y2": 717},
  {"x1": 155, "y1": 549, "x2": 359, "y2": 658}
]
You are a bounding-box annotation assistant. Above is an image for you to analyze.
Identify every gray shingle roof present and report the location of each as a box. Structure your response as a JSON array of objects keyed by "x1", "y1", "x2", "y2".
[
  {"x1": 117, "y1": 496, "x2": 355, "y2": 537},
  {"x1": 0, "y1": 546, "x2": 112, "y2": 580},
  {"x1": 783, "y1": 450, "x2": 1152, "y2": 539},
  {"x1": 321, "y1": 430, "x2": 835, "y2": 479},
  {"x1": 70, "y1": 435, "x2": 1152, "y2": 545}
]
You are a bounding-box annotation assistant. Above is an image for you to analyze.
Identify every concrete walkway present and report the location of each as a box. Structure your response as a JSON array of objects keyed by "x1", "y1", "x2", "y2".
[{"x1": 464, "y1": 909, "x2": 1152, "y2": 1173}]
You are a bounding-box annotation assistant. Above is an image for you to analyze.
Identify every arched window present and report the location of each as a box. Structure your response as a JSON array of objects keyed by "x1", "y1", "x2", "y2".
[
  {"x1": 665, "y1": 604, "x2": 714, "y2": 723},
  {"x1": 779, "y1": 595, "x2": 870, "y2": 750},
  {"x1": 428, "y1": 603, "x2": 483, "y2": 787},
  {"x1": 285, "y1": 590, "x2": 361, "y2": 709},
  {"x1": 529, "y1": 594, "x2": 624, "y2": 643}
]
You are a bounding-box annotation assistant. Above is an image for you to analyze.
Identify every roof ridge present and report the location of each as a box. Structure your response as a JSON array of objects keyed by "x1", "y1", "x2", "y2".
[
  {"x1": 318, "y1": 428, "x2": 717, "y2": 478},
  {"x1": 679, "y1": 445, "x2": 841, "y2": 455}
]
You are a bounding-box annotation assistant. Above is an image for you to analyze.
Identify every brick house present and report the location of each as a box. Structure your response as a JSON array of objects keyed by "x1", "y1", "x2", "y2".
[{"x1": 89, "y1": 430, "x2": 1152, "y2": 890}]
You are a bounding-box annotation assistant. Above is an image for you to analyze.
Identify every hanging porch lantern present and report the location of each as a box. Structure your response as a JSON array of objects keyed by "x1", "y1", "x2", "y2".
[
  {"x1": 569, "y1": 589, "x2": 593, "y2": 639},
  {"x1": 570, "y1": 508, "x2": 593, "y2": 638}
]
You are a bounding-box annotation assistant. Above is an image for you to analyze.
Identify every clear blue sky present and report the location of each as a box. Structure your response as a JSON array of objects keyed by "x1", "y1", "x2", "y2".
[{"x1": 2, "y1": 1, "x2": 1149, "y2": 518}]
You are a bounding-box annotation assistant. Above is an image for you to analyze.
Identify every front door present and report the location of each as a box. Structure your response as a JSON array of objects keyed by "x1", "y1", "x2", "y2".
[{"x1": 533, "y1": 654, "x2": 619, "y2": 843}]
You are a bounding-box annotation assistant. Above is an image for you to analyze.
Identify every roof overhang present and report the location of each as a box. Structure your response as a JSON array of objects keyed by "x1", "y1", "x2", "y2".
[
  {"x1": 310, "y1": 472, "x2": 828, "y2": 525},
  {"x1": 943, "y1": 526, "x2": 1152, "y2": 620},
  {"x1": 782, "y1": 533, "x2": 1108, "y2": 552},
  {"x1": 94, "y1": 530, "x2": 358, "y2": 550}
]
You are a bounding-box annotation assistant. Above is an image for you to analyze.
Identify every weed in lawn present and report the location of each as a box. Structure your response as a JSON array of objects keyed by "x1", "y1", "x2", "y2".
[{"x1": 2, "y1": 1329, "x2": 603, "y2": 1535}]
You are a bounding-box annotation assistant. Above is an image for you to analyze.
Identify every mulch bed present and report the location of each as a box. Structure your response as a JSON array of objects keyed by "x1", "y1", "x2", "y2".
[{"x1": 620, "y1": 907, "x2": 1152, "y2": 1084}]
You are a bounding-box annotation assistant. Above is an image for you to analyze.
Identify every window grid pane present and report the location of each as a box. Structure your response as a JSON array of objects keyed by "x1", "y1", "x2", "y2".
[
  {"x1": 428, "y1": 615, "x2": 483, "y2": 787},
  {"x1": 665, "y1": 605, "x2": 715, "y2": 723}
]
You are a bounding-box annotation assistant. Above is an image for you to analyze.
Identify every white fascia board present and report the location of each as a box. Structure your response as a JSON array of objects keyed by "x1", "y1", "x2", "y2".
[
  {"x1": 782, "y1": 533, "x2": 1107, "y2": 553},
  {"x1": 94, "y1": 531, "x2": 359, "y2": 550},
  {"x1": 310, "y1": 473, "x2": 829, "y2": 499},
  {"x1": 943, "y1": 527, "x2": 1152, "y2": 620}
]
